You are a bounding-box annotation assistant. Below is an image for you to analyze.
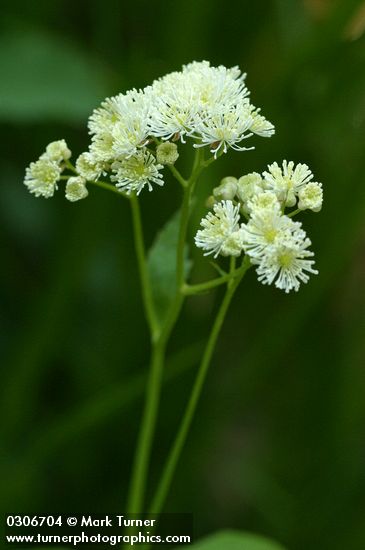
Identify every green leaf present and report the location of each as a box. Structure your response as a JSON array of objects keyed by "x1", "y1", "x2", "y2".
[
  {"x1": 181, "y1": 530, "x2": 287, "y2": 550},
  {"x1": 148, "y1": 210, "x2": 192, "y2": 324},
  {"x1": 0, "y1": 30, "x2": 109, "y2": 123}
]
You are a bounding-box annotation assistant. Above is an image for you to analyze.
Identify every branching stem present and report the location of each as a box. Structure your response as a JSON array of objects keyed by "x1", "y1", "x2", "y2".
[
  {"x1": 127, "y1": 148, "x2": 205, "y2": 515},
  {"x1": 149, "y1": 257, "x2": 251, "y2": 515},
  {"x1": 85, "y1": 147, "x2": 247, "y2": 523}
]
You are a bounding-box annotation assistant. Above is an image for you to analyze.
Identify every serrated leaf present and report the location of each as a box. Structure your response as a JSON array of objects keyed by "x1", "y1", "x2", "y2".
[
  {"x1": 179, "y1": 530, "x2": 286, "y2": 550},
  {"x1": 148, "y1": 210, "x2": 192, "y2": 324}
]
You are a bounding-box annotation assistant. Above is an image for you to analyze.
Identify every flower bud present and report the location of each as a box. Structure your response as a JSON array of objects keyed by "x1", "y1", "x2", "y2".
[
  {"x1": 156, "y1": 142, "x2": 179, "y2": 165},
  {"x1": 44, "y1": 139, "x2": 71, "y2": 162},
  {"x1": 65, "y1": 177, "x2": 88, "y2": 202},
  {"x1": 236, "y1": 172, "x2": 264, "y2": 212},
  {"x1": 76, "y1": 152, "x2": 103, "y2": 181},
  {"x1": 205, "y1": 195, "x2": 216, "y2": 208},
  {"x1": 213, "y1": 176, "x2": 237, "y2": 201},
  {"x1": 298, "y1": 182, "x2": 323, "y2": 212}
]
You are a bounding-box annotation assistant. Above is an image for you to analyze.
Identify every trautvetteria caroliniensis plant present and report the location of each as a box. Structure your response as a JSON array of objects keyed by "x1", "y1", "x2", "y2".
[{"x1": 23, "y1": 61, "x2": 323, "y2": 520}]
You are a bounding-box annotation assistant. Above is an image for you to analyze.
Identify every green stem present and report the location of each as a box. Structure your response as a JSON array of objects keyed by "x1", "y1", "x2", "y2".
[
  {"x1": 127, "y1": 193, "x2": 165, "y2": 514},
  {"x1": 89, "y1": 180, "x2": 127, "y2": 197},
  {"x1": 65, "y1": 159, "x2": 78, "y2": 174},
  {"x1": 182, "y1": 262, "x2": 250, "y2": 295},
  {"x1": 130, "y1": 194, "x2": 160, "y2": 339},
  {"x1": 156, "y1": 148, "x2": 205, "y2": 345},
  {"x1": 126, "y1": 149, "x2": 205, "y2": 515},
  {"x1": 288, "y1": 208, "x2": 301, "y2": 218},
  {"x1": 22, "y1": 340, "x2": 205, "y2": 469},
  {"x1": 182, "y1": 276, "x2": 229, "y2": 295},
  {"x1": 149, "y1": 258, "x2": 251, "y2": 515},
  {"x1": 167, "y1": 165, "x2": 187, "y2": 188},
  {"x1": 176, "y1": 148, "x2": 204, "y2": 285},
  {"x1": 155, "y1": 149, "x2": 205, "y2": 348},
  {"x1": 61, "y1": 173, "x2": 126, "y2": 198},
  {"x1": 202, "y1": 154, "x2": 216, "y2": 167},
  {"x1": 127, "y1": 194, "x2": 163, "y2": 515},
  {"x1": 127, "y1": 340, "x2": 166, "y2": 513}
]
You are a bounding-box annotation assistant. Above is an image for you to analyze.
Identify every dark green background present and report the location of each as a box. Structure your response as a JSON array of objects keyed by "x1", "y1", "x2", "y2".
[{"x1": 1, "y1": 1, "x2": 365, "y2": 548}]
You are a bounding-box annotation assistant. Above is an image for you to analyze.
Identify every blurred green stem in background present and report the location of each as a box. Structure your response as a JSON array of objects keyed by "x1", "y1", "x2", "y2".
[{"x1": 22, "y1": 341, "x2": 205, "y2": 469}]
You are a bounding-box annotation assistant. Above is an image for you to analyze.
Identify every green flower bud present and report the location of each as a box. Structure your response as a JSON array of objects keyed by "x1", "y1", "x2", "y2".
[
  {"x1": 156, "y1": 142, "x2": 179, "y2": 165},
  {"x1": 298, "y1": 182, "x2": 323, "y2": 212},
  {"x1": 213, "y1": 176, "x2": 237, "y2": 201},
  {"x1": 44, "y1": 139, "x2": 71, "y2": 162},
  {"x1": 236, "y1": 172, "x2": 264, "y2": 212},
  {"x1": 205, "y1": 195, "x2": 216, "y2": 208},
  {"x1": 76, "y1": 152, "x2": 104, "y2": 181},
  {"x1": 65, "y1": 177, "x2": 89, "y2": 202}
]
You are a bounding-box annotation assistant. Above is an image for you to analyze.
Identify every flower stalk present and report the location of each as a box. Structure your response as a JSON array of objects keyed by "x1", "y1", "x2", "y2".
[
  {"x1": 150, "y1": 256, "x2": 251, "y2": 515},
  {"x1": 21, "y1": 60, "x2": 323, "y2": 525},
  {"x1": 127, "y1": 147, "x2": 208, "y2": 514}
]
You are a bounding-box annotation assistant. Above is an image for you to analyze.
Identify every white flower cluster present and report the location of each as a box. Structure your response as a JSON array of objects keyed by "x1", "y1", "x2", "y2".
[
  {"x1": 151, "y1": 61, "x2": 274, "y2": 153},
  {"x1": 195, "y1": 161, "x2": 322, "y2": 293},
  {"x1": 24, "y1": 140, "x2": 89, "y2": 202},
  {"x1": 24, "y1": 140, "x2": 71, "y2": 198},
  {"x1": 263, "y1": 160, "x2": 322, "y2": 209},
  {"x1": 83, "y1": 60, "x2": 274, "y2": 194},
  {"x1": 111, "y1": 150, "x2": 164, "y2": 195},
  {"x1": 24, "y1": 61, "x2": 274, "y2": 199},
  {"x1": 22, "y1": 61, "x2": 323, "y2": 295},
  {"x1": 195, "y1": 200, "x2": 243, "y2": 258}
]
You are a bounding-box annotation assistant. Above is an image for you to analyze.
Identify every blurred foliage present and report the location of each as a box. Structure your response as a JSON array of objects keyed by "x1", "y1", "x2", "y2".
[
  {"x1": 148, "y1": 209, "x2": 192, "y2": 325},
  {"x1": 0, "y1": 30, "x2": 109, "y2": 123},
  {"x1": 187, "y1": 530, "x2": 286, "y2": 550},
  {"x1": 1, "y1": 1, "x2": 365, "y2": 549}
]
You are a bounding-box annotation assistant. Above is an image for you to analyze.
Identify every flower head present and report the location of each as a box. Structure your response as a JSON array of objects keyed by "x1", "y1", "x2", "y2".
[
  {"x1": 241, "y1": 201, "x2": 292, "y2": 260},
  {"x1": 149, "y1": 61, "x2": 249, "y2": 144},
  {"x1": 246, "y1": 190, "x2": 281, "y2": 214},
  {"x1": 192, "y1": 103, "x2": 254, "y2": 157},
  {"x1": 248, "y1": 106, "x2": 275, "y2": 138},
  {"x1": 236, "y1": 172, "x2": 265, "y2": 212},
  {"x1": 182, "y1": 61, "x2": 248, "y2": 112},
  {"x1": 76, "y1": 152, "x2": 104, "y2": 181},
  {"x1": 298, "y1": 181, "x2": 323, "y2": 212},
  {"x1": 24, "y1": 158, "x2": 61, "y2": 198},
  {"x1": 241, "y1": 197, "x2": 318, "y2": 292},
  {"x1": 195, "y1": 200, "x2": 243, "y2": 257},
  {"x1": 256, "y1": 233, "x2": 318, "y2": 293},
  {"x1": 89, "y1": 89, "x2": 152, "y2": 162},
  {"x1": 149, "y1": 60, "x2": 274, "y2": 155},
  {"x1": 263, "y1": 160, "x2": 314, "y2": 207},
  {"x1": 111, "y1": 149, "x2": 164, "y2": 195},
  {"x1": 149, "y1": 71, "x2": 198, "y2": 142},
  {"x1": 65, "y1": 177, "x2": 89, "y2": 202},
  {"x1": 43, "y1": 139, "x2": 71, "y2": 162}
]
